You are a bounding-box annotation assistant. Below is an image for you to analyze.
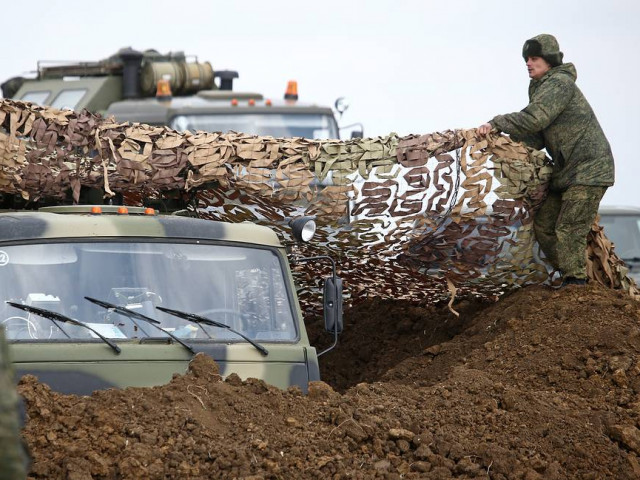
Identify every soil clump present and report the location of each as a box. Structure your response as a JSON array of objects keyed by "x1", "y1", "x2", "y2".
[{"x1": 19, "y1": 284, "x2": 640, "y2": 479}]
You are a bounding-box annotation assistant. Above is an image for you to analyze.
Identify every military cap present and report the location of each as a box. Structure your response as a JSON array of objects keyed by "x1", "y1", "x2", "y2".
[{"x1": 522, "y1": 34, "x2": 564, "y2": 67}]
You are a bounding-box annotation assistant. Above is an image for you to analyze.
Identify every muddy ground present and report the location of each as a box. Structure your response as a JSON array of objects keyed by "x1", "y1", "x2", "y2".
[{"x1": 18, "y1": 284, "x2": 640, "y2": 479}]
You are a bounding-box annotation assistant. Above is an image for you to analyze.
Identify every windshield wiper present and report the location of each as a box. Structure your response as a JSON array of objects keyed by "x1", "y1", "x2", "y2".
[
  {"x1": 156, "y1": 306, "x2": 269, "y2": 356},
  {"x1": 84, "y1": 297, "x2": 195, "y2": 355},
  {"x1": 622, "y1": 257, "x2": 640, "y2": 263},
  {"x1": 6, "y1": 301, "x2": 121, "y2": 354}
]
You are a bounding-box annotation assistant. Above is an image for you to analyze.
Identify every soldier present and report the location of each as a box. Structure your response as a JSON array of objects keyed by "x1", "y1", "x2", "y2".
[
  {"x1": 478, "y1": 34, "x2": 615, "y2": 287},
  {"x1": 0, "y1": 326, "x2": 28, "y2": 479}
]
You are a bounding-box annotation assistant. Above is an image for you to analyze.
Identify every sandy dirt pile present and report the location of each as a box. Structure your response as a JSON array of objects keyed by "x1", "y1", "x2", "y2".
[{"x1": 19, "y1": 284, "x2": 640, "y2": 479}]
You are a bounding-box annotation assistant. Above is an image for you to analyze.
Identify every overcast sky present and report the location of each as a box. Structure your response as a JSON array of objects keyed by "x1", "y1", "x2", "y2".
[{"x1": 2, "y1": 0, "x2": 638, "y2": 206}]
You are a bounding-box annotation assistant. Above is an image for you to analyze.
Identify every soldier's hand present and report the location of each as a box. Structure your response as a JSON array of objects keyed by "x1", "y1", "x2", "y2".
[{"x1": 477, "y1": 123, "x2": 492, "y2": 136}]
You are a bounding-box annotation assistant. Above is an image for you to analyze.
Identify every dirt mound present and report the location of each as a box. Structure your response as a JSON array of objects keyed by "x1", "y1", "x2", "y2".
[
  {"x1": 310, "y1": 297, "x2": 492, "y2": 392},
  {"x1": 19, "y1": 285, "x2": 640, "y2": 479}
]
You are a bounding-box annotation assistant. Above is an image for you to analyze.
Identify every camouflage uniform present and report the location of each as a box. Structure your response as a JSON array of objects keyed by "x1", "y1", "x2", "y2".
[
  {"x1": 489, "y1": 34, "x2": 615, "y2": 280},
  {"x1": 0, "y1": 327, "x2": 28, "y2": 480},
  {"x1": 533, "y1": 185, "x2": 606, "y2": 277}
]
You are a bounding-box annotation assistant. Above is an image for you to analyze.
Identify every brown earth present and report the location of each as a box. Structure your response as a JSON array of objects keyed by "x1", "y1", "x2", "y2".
[{"x1": 19, "y1": 284, "x2": 640, "y2": 479}]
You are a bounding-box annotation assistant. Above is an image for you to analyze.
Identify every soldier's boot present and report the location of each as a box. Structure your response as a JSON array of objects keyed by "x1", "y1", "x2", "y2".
[{"x1": 560, "y1": 276, "x2": 587, "y2": 288}]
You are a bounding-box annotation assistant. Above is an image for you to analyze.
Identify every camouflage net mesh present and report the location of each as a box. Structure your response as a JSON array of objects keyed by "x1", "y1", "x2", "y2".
[{"x1": 0, "y1": 98, "x2": 636, "y2": 313}]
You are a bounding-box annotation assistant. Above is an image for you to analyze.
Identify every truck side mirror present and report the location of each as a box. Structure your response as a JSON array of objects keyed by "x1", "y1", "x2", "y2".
[
  {"x1": 323, "y1": 276, "x2": 343, "y2": 334},
  {"x1": 292, "y1": 254, "x2": 343, "y2": 356}
]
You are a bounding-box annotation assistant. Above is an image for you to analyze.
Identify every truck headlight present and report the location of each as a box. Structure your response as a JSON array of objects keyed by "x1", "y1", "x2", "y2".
[{"x1": 290, "y1": 216, "x2": 317, "y2": 243}]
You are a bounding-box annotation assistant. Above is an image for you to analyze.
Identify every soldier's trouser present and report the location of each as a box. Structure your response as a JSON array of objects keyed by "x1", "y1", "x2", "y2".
[
  {"x1": 0, "y1": 328, "x2": 28, "y2": 480},
  {"x1": 533, "y1": 185, "x2": 607, "y2": 279}
]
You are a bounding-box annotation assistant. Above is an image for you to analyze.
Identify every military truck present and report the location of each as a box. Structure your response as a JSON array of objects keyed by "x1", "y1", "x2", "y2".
[
  {"x1": 2, "y1": 47, "x2": 361, "y2": 139},
  {"x1": 0, "y1": 205, "x2": 342, "y2": 395}
]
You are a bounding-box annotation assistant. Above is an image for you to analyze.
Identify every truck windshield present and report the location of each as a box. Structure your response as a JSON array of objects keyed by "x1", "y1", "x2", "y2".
[
  {"x1": 0, "y1": 242, "x2": 297, "y2": 343},
  {"x1": 170, "y1": 113, "x2": 339, "y2": 139}
]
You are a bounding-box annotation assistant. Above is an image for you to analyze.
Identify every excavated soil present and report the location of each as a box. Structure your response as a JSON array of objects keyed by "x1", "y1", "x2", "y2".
[{"x1": 18, "y1": 285, "x2": 640, "y2": 479}]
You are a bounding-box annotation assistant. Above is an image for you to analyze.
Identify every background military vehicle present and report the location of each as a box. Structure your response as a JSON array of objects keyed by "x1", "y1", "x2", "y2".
[
  {"x1": 0, "y1": 205, "x2": 342, "y2": 395},
  {"x1": 2, "y1": 47, "x2": 362, "y2": 139},
  {"x1": 598, "y1": 205, "x2": 640, "y2": 284}
]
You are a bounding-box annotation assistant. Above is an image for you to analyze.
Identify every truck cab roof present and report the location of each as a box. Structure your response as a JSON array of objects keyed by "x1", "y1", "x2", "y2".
[{"x1": 0, "y1": 207, "x2": 282, "y2": 247}]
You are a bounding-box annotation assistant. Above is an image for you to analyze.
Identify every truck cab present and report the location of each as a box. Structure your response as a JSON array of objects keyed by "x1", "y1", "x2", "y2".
[
  {"x1": 106, "y1": 89, "x2": 339, "y2": 139},
  {"x1": 0, "y1": 206, "x2": 338, "y2": 394},
  {"x1": 3, "y1": 47, "x2": 356, "y2": 139}
]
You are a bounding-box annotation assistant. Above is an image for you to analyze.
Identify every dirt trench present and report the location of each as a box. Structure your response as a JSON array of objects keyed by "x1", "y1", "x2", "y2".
[{"x1": 19, "y1": 284, "x2": 640, "y2": 479}]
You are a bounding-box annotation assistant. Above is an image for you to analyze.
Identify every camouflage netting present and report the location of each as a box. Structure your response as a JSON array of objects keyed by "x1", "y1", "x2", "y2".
[{"x1": 0, "y1": 98, "x2": 636, "y2": 311}]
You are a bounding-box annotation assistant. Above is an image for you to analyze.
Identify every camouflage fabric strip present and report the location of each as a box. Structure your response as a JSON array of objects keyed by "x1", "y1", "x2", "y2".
[{"x1": 0, "y1": 99, "x2": 636, "y2": 309}]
